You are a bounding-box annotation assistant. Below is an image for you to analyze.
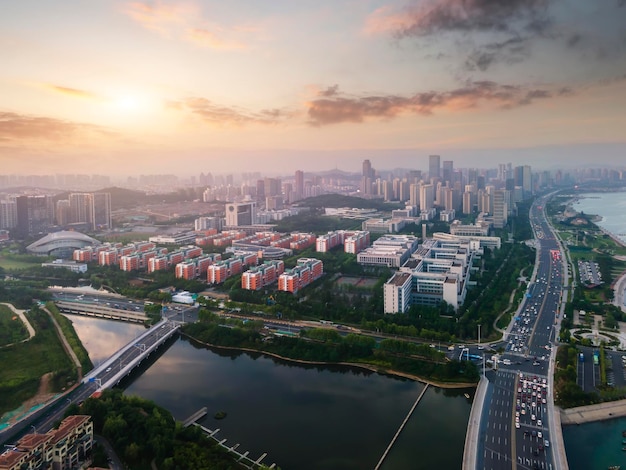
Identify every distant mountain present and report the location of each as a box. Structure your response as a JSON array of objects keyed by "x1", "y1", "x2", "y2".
[{"x1": 95, "y1": 187, "x2": 148, "y2": 210}]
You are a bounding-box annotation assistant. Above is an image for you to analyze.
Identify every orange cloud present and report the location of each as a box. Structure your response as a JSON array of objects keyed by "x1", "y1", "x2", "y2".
[
  {"x1": 185, "y1": 28, "x2": 245, "y2": 50},
  {"x1": 123, "y1": 1, "x2": 192, "y2": 36},
  {"x1": 170, "y1": 97, "x2": 294, "y2": 126},
  {"x1": 363, "y1": 6, "x2": 416, "y2": 35},
  {"x1": 0, "y1": 111, "x2": 115, "y2": 143},
  {"x1": 123, "y1": 1, "x2": 250, "y2": 50},
  {"x1": 46, "y1": 85, "x2": 100, "y2": 100}
]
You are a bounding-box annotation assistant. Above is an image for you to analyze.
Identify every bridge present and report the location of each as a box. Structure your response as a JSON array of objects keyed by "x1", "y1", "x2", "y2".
[
  {"x1": 82, "y1": 318, "x2": 180, "y2": 391},
  {"x1": 55, "y1": 299, "x2": 148, "y2": 323}
]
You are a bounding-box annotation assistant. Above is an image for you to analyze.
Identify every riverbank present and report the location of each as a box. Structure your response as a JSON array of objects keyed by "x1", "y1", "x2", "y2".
[
  {"x1": 560, "y1": 399, "x2": 626, "y2": 425},
  {"x1": 181, "y1": 332, "x2": 477, "y2": 389}
]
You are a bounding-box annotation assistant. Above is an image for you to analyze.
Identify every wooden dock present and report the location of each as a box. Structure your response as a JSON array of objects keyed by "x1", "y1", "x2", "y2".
[{"x1": 183, "y1": 407, "x2": 208, "y2": 427}]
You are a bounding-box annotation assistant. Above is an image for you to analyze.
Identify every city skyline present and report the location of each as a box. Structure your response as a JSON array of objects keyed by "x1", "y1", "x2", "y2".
[{"x1": 1, "y1": 1, "x2": 626, "y2": 175}]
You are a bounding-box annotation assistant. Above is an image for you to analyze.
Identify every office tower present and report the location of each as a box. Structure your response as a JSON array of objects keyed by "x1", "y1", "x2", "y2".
[
  {"x1": 16, "y1": 195, "x2": 53, "y2": 236},
  {"x1": 225, "y1": 202, "x2": 256, "y2": 226},
  {"x1": 362, "y1": 159, "x2": 375, "y2": 195},
  {"x1": 429, "y1": 155, "x2": 440, "y2": 179},
  {"x1": 476, "y1": 175, "x2": 485, "y2": 191},
  {"x1": 295, "y1": 170, "x2": 304, "y2": 201},
  {"x1": 442, "y1": 160, "x2": 453, "y2": 184},
  {"x1": 462, "y1": 191, "x2": 473, "y2": 215}
]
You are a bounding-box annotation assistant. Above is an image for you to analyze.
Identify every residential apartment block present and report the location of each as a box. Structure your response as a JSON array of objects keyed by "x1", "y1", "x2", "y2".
[
  {"x1": 277, "y1": 258, "x2": 323, "y2": 293},
  {"x1": 0, "y1": 415, "x2": 93, "y2": 470}
]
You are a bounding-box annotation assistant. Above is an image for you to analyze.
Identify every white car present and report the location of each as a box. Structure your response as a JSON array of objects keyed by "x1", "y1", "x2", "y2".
[{"x1": 537, "y1": 419, "x2": 542, "y2": 427}]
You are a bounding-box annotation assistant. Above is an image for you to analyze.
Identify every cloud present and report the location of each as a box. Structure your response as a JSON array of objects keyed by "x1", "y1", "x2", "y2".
[
  {"x1": 464, "y1": 36, "x2": 531, "y2": 71},
  {"x1": 171, "y1": 97, "x2": 293, "y2": 126},
  {"x1": 366, "y1": 0, "x2": 551, "y2": 37},
  {"x1": 123, "y1": 1, "x2": 250, "y2": 50},
  {"x1": 123, "y1": 1, "x2": 191, "y2": 36},
  {"x1": 185, "y1": 28, "x2": 245, "y2": 50},
  {"x1": 307, "y1": 80, "x2": 567, "y2": 126},
  {"x1": 0, "y1": 111, "x2": 113, "y2": 143},
  {"x1": 46, "y1": 85, "x2": 100, "y2": 100}
]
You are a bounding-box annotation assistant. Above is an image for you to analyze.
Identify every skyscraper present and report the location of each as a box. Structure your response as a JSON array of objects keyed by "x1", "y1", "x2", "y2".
[
  {"x1": 429, "y1": 155, "x2": 440, "y2": 179},
  {"x1": 16, "y1": 195, "x2": 53, "y2": 236},
  {"x1": 295, "y1": 170, "x2": 304, "y2": 201},
  {"x1": 442, "y1": 160, "x2": 453, "y2": 184},
  {"x1": 69, "y1": 192, "x2": 112, "y2": 230}
]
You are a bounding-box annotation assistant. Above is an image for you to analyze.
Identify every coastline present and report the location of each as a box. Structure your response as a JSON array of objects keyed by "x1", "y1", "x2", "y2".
[
  {"x1": 180, "y1": 332, "x2": 478, "y2": 390},
  {"x1": 560, "y1": 399, "x2": 626, "y2": 425}
]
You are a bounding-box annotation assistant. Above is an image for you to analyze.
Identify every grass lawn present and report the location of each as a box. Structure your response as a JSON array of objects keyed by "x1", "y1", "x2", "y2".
[
  {"x1": 0, "y1": 308, "x2": 76, "y2": 417},
  {"x1": 0, "y1": 255, "x2": 41, "y2": 270},
  {"x1": 0, "y1": 304, "x2": 28, "y2": 347}
]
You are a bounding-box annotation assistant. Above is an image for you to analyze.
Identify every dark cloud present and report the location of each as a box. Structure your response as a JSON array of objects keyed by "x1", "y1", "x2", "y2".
[
  {"x1": 174, "y1": 98, "x2": 292, "y2": 125},
  {"x1": 307, "y1": 80, "x2": 569, "y2": 126},
  {"x1": 319, "y1": 85, "x2": 340, "y2": 97},
  {"x1": 395, "y1": 0, "x2": 551, "y2": 37},
  {"x1": 465, "y1": 36, "x2": 530, "y2": 71},
  {"x1": 566, "y1": 33, "x2": 583, "y2": 48}
]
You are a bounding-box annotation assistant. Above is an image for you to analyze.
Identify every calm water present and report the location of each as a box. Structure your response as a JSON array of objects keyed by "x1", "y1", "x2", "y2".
[
  {"x1": 574, "y1": 191, "x2": 626, "y2": 245},
  {"x1": 65, "y1": 314, "x2": 472, "y2": 469},
  {"x1": 562, "y1": 417, "x2": 626, "y2": 470}
]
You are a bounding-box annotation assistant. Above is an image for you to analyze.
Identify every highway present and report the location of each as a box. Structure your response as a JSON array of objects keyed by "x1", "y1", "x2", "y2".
[{"x1": 471, "y1": 194, "x2": 566, "y2": 470}]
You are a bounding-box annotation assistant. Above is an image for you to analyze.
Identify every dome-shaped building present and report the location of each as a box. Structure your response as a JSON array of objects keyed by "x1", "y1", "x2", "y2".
[{"x1": 26, "y1": 231, "x2": 101, "y2": 258}]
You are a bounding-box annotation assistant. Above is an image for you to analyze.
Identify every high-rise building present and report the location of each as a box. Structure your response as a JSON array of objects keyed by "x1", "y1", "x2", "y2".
[
  {"x1": 419, "y1": 184, "x2": 434, "y2": 211},
  {"x1": 264, "y1": 177, "x2": 282, "y2": 197},
  {"x1": 16, "y1": 195, "x2": 53, "y2": 236},
  {"x1": 0, "y1": 198, "x2": 17, "y2": 230},
  {"x1": 56, "y1": 199, "x2": 71, "y2": 226},
  {"x1": 442, "y1": 160, "x2": 453, "y2": 184},
  {"x1": 295, "y1": 170, "x2": 304, "y2": 201},
  {"x1": 493, "y1": 190, "x2": 509, "y2": 229},
  {"x1": 225, "y1": 202, "x2": 256, "y2": 226},
  {"x1": 429, "y1": 155, "x2": 440, "y2": 179},
  {"x1": 68, "y1": 192, "x2": 112, "y2": 230}
]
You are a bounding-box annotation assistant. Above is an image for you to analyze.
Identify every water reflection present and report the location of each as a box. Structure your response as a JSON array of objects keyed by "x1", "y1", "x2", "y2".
[{"x1": 68, "y1": 315, "x2": 472, "y2": 470}]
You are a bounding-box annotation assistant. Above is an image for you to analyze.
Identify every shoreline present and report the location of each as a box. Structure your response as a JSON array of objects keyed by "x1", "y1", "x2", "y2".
[
  {"x1": 180, "y1": 332, "x2": 477, "y2": 390},
  {"x1": 560, "y1": 399, "x2": 626, "y2": 426}
]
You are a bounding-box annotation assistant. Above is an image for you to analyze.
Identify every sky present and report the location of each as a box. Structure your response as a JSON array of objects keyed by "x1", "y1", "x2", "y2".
[{"x1": 1, "y1": 0, "x2": 625, "y2": 176}]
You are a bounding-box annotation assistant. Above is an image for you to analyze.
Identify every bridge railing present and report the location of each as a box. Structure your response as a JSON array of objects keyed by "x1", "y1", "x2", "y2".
[{"x1": 82, "y1": 319, "x2": 169, "y2": 384}]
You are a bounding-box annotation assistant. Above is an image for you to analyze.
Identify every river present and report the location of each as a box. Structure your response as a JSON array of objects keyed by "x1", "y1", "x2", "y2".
[{"x1": 66, "y1": 314, "x2": 473, "y2": 469}]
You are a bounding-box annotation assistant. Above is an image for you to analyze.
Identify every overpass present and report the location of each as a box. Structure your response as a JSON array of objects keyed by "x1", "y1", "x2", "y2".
[
  {"x1": 82, "y1": 318, "x2": 180, "y2": 391},
  {"x1": 55, "y1": 300, "x2": 147, "y2": 323}
]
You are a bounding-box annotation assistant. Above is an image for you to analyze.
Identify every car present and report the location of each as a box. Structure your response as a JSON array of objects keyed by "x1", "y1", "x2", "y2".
[
  {"x1": 544, "y1": 439, "x2": 549, "y2": 447},
  {"x1": 537, "y1": 419, "x2": 542, "y2": 427},
  {"x1": 531, "y1": 414, "x2": 536, "y2": 421},
  {"x1": 538, "y1": 431, "x2": 543, "y2": 438},
  {"x1": 515, "y1": 422, "x2": 520, "y2": 428},
  {"x1": 106, "y1": 367, "x2": 111, "y2": 372}
]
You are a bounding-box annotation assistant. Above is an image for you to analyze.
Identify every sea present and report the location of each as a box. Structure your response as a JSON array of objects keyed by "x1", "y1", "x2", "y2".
[
  {"x1": 573, "y1": 191, "x2": 626, "y2": 245},
  {"x1": 565, "y1": 190, "x2": 626, "y2": 469}
]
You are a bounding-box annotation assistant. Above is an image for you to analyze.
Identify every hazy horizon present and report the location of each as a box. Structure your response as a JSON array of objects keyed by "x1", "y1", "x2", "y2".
[{"x1": 1, "y1": 1, "x2": 625, "y2": 176}]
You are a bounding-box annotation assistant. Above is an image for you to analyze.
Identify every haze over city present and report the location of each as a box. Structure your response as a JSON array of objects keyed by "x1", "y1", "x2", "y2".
[{"x1": 1, "y1": 0, "x2": 626, "y2": 176}]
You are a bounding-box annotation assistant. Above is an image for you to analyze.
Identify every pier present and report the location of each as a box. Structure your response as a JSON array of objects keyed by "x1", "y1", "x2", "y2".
[
  {"x1": 374, "y1": 384, "x2": 430, "y2": 470},
  {"x1": 183, "y1": 407, "x2": 207, "y2": 427},
  {"x1": 196, "y1": 424, "x2": 275, "y2": 469}
]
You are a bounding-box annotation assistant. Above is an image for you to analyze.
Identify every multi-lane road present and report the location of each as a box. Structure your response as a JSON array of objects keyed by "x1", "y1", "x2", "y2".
[{"x1": 475, "y1": 194, "x2": 566, "y2": 470}]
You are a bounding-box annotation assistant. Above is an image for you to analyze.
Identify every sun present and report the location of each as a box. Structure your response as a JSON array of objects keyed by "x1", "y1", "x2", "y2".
[{"x1": 113, "y1": 94, "x2": 141, "y2": 112}]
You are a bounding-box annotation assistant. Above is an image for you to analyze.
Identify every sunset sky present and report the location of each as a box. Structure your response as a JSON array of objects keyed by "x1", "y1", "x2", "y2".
[{"x1": 1, "y1": 0, "x2": 625, "y2": 176}]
